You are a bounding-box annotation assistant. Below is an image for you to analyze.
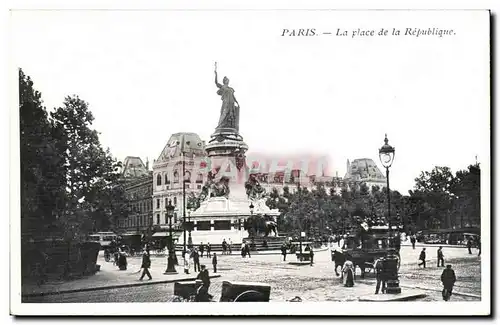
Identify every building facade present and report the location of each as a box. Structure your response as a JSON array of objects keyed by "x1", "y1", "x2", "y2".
[
  {"x1": 152, "y1": 132, "x2": 207, "y2": 229},
  {"x1": 344, "y1": 158, "x2": 387, "y2": 190},
  {"x1": 116, "y1": 157, "x2": 153, "y2": 235}
]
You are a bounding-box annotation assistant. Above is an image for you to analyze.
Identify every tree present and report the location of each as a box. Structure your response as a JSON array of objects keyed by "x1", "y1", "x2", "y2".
[
  {"x1": 19, "y1": 68, "x2": 67, "y2": 240},
  {"x1": 50, "y1": 96, "x2": 125, "y2": 236},
  {"x1": 411, "y1": 166, "x2": 456, "y2": 229},
  {"x1": 451, "y1": 164, "x2": 480, "y2": 228}
]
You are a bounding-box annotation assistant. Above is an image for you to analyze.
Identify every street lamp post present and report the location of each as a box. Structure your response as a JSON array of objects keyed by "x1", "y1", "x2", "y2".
[
  {"x1": 249, "y1": 202, "x2": 254, "y2": 244},
  {"x1": 164, "y1": 200, "x2": 177, "y2": 274},
  {"x1": 187, "y1": 209, "x2": 193, "y2": 247},
  {"x1": 378, "y1": 133, "x2": 400, "y2": 294}
]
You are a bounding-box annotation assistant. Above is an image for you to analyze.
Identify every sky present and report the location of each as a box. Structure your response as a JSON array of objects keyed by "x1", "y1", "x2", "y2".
[{"x1": 10, "y1": 10, "x2": 490, "y2": 195}]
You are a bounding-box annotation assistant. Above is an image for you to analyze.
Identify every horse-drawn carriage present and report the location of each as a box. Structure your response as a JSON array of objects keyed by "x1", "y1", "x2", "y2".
[
  {"x1": 290, "y1": 241, "x2": 314, "y2": 261},
  {"x1": 331, "y1": 225, "x2": 401, "y2": 278},
  {"x1": 169, "y1": 280, "x2": 271, "y2": 302}
]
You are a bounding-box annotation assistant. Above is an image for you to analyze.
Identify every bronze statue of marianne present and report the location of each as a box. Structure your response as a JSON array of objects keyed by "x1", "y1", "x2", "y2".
[{"x1": 214, "y1": 63, "x2": 240, "y2": 131}]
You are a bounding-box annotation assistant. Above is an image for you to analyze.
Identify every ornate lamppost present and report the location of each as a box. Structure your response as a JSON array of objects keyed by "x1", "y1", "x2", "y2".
[
  {"x1": 378, "y1": 134, "x2": 400, "y2": 293},
  {"x1": 249, "y1": 202, "x2": 254, "y2": 245},
  {"x1": 164, "y1": 199, "x2": 177, "y2": 274},
  {"x1": 187, "y1": 208, "x2": 193, "y2": 248}
]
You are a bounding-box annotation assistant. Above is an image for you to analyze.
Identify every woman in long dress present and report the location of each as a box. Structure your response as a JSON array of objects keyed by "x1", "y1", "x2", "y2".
[
  {"x1": 342, "y1": 260, "x2": 355, "y2": 287},
  {"x1": 215, "y1": 69, "x2": 240, "y2": 131}
]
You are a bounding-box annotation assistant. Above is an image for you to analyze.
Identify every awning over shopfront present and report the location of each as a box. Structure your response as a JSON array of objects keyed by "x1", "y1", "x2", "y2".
[
  {"x1": 152, "y1": 232, "x2": 181, "y2": 239},
  {"x1": 121, "y1": 232, "x2": 141, "y2": 236}
]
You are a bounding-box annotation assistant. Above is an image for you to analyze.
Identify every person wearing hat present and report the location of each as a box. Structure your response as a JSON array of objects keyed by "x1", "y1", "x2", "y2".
[
  {"x1": 441, "y1": 264, "x2": 456, "y2": 301},
  {"x1": 437, "y1": 246, "x2": 445, "y2": 267},
  {"x1": 197, "y1": 264, "x2": 210, "y2": 289},
  {"x1": 418, "y1": 248, "x2": 426, "y2": 268},
  {"x1": 195, "y1": 264, "x2": 212, "y2": 302},
  {"x1": 193, "y1": 248, "x2": 201, "y2": 272},
  {"x1": 139, "y1": 251, "x2": 152, "y2": 280}
]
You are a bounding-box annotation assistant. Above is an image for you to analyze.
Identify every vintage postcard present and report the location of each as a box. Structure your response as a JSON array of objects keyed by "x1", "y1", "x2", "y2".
[{"x1": 9, "y1": 8, "x2": 490, "y2": 316}]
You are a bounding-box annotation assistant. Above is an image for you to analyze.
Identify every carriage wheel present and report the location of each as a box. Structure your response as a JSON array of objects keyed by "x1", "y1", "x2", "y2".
[{"x1": 234, "y1": 290, "x2": 267, "y2": 302}]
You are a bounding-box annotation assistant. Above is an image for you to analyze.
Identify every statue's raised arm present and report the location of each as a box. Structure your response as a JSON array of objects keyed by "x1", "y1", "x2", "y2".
[{"x1": 215, "y1": 63, "x2": 222, "y2": 88}]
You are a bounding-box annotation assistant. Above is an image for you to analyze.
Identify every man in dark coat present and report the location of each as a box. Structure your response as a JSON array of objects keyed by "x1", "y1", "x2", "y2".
[
  {"x1": 441, "y1": 265, "x2": 456, "y2": 301},
  {"x1": 196, "y1": 265, "x2": 212, "y2": 302},
  {"x1": 245, "y1": 242, "x2": 251, "y2": 258},
  {"x1": 418, "y1": 248, "x2": 426, "y2": 268},
  {"x1": 281, "y1": 243, "x2": 287, "y2": 261},
  {"x1": 309, "y1": 246, "x2": 314, "y2": 266},
  {"x1": 374, "y1": 257, "x2": 386, "y2": 294},
  {"x1": 212, "y1": 253, "x2": 218, "y2": 273},
  {"x1": 199, "y1": 242, "x2": 205, "y2": 258},
  {"x1": 192, "y1": 248, "x2": 201, "y2": 272},
  {"x1": 206, "y1": 243, "x2": 212, "y2": 258},
  {"x1": 437, "y1": 246, "x2": 445, "y2": 267},
  {"x1": 467, "y1": 238, "x2": 473, "y2": 254},
  {"x1": 410, "y1": 235, "x2": 416, "y2": 250},
  {"x1": 139, "y1": 251, "x2": 152, "y2": 280}
]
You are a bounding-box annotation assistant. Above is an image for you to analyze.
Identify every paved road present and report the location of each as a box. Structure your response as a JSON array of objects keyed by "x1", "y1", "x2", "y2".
[{"x1": 25, "y1": 246, "x2": 481, "y2": 303}]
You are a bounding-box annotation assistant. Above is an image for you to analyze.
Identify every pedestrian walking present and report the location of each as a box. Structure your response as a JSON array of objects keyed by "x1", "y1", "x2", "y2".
[
  {"x1": 441, "y1": 264, "x2": 456, "y2": 301},
  {"x1": 212, "y1": 253, "x2": 218, "y2": 273},
  {"x1": 418, "y1": 248, "x2": 426, "y2": 268},
  {"x1": 222, "y1": 239, "x2": 227, "y2": 255},
  {"x1": 139, "y1": 251, "x2": 152, "y2": 280},
  {"x1": 437, "y1": 246, "x2": 445, "y2": 267},
  {"x1": 207, "y1": 243, "x2": 212, "y2": 258},
  {"x1": 245, "y1": 242, "x2": 251, "y2": 258},
  {"x1": 199, "y1": 242, "x2": 205, "y2": 258},
  {"x1": 241, "y1": 242, "x2": 246, "y2": 257},
  {"x1": 309, "y1": 246, "x2": 314, "y2": 266},
  {"x1": 281, "y1": 243, "x2": 287, "y2": 261},
  {"x1": 467, "y1": 237, "x2": 473, "y2": 254},
  {"x1": 228, "y1": 239, "x2": 232, "y2": 255},
  {"x1": 374, "y1": 257, "x2": 386, "y2": 294},
  {"x1": 193, "y1": 248, "x2": 201, "y2": 272},
  {"x1": 410, "y1": 235, "x2": 416, "y2": 250}
]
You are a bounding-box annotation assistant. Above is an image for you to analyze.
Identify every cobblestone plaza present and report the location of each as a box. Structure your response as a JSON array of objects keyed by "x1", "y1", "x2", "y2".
[{"x1": 24, "y1": 244, "x2": 481, "y2": 303}]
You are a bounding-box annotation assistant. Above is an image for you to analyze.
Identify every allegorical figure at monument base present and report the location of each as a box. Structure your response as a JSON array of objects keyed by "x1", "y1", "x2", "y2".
[{"x1": 214, "y1": 63, "x2": 240, "y2": 132}]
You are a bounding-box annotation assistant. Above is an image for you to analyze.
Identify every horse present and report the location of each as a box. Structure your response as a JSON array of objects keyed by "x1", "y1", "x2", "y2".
[
  {"x1": 331, "y1": 250, "x2": 347, "y2": 276},
  {"x1": 331, "y1": 250, "x2": 370, "y2": 279}
]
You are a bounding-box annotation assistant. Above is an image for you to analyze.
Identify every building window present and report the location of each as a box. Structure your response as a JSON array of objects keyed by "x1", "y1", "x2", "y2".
[
  {"x1": 173, "y1": 197, "x2": 177, "y2": 206},
  {"x1": 196, "y1": 173, "x2": 203, "y2": 183},
  {"x1": 197, "y1": 221, "x2": 211, "y2": 231},
  {"x1": 184, "y1": 171, "x2": 191, "y2": 183},
  {"x1": 214, "y1": 220, "x2": 231, "y2": 230},
  {"x1": 156, "y1": 174, "x2": 162, "y2": 186},
  {"x1": 173, "y1": 171, "x2": 179, "y2": 183},
  {"x1": 174, "y1": 212, "x2": 177, "y2": 224},
  {"x1": 156, "y1": 199, "x2": 160, "y2": 209},
  {"x1": 156, "y1": 214, "x2": 160, "y2": 225},
  {"x1": 165, "y1": 198, "x2": 168, "y2": 207},
  {"x1": 197, "y1": 184, "x2": 202, "y2": 189}
]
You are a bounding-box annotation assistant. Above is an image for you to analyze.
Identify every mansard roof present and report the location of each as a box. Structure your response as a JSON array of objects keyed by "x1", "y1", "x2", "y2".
[
  {"x1": 155, "y1": 132, "x2": 207, "y2": 165},
  {"x1": 121, "y1": 156, "x2": 149, "y2": 178}
]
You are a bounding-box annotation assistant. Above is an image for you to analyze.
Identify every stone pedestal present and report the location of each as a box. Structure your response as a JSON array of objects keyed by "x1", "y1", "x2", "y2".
[{"x1": 189, "y1": 128, "x2": 279, "y2": 245}]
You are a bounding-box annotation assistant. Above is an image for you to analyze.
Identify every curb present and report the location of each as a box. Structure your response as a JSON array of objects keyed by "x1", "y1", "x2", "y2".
[
  {"x1": 401, "y1": 243, "x2": 471, "y2": 249},
  {"x1": 399, "y1": 284, "x2": 481, "y2": 299},
  {"x1": 22, "y1": 274, "x2": 222, "y2": 298}
]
